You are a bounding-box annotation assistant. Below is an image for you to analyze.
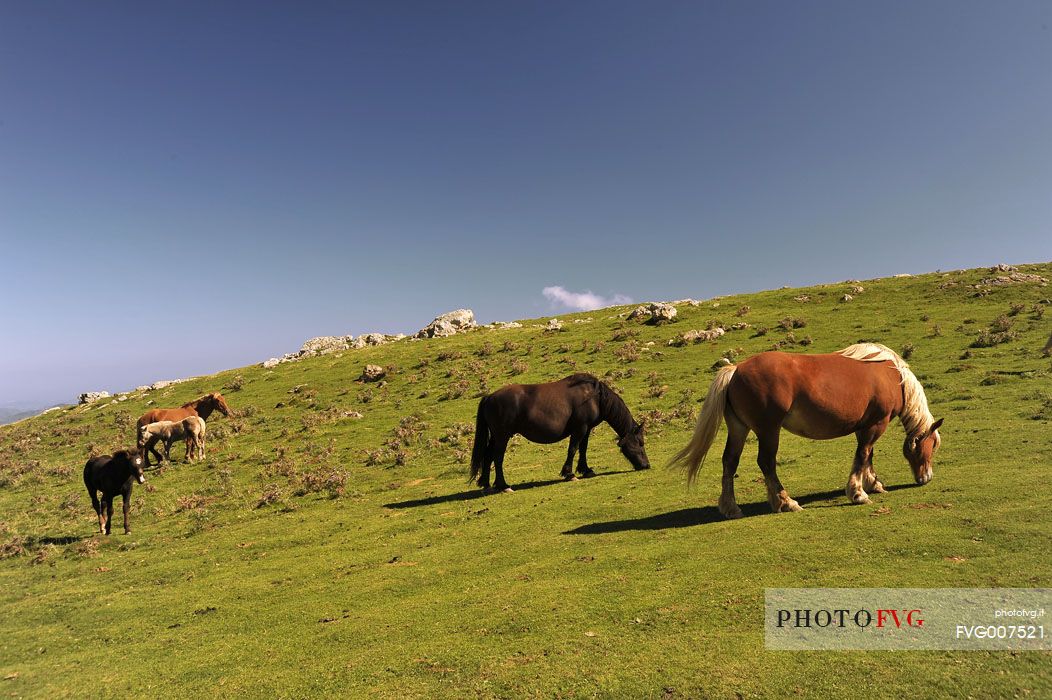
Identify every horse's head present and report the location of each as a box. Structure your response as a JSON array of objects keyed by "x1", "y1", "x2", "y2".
[
  {"x1": 209, "y1": 393, "x2": 232, "y2": 417},
  {"x1": 617, "y1": 422, "x2": 651, "y2": 470},
  {"x1": 119, "y1": 449, "x2": 146, "y2": 484},
  {"x1": 903, "y1": 418, "x2": 943, "y2": 485}
]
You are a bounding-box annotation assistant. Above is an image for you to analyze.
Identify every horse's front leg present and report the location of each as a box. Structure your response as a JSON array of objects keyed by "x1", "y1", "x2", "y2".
[
  {"x1": 561, "y1": 433, "x2": 581, "y2": 480},
  {"x1": 147, "y1": 438, "x2": 163, "y2": 467},
  {"x1": 576, "y1": 429, "x2": 595, "y2": 478},
  {"x1": 91, "y1": 491, "x2": 105, "y2": 534},
  {"x1": 848, "y1": 424, "x2": 887, "y2": 504},
  {"x1": 757, "y1": 432, "x2": 801, "y2": 513}
]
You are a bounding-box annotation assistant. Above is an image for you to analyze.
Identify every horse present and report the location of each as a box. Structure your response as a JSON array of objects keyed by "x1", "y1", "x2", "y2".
[
  {"x1": 138, "y1": 416, "x2": 206, "y2": 463},
  {"x1": 470, "y1": 373, "x2": 650, "y2": 493},
  {"x1": 137, "y1": 392, "x2": 230, "y2": 465},
  {"x1": 670, "y1": 343, "x2": 943, "y2": 519},
  {"x1": 83, "y1": 449, "x2": 146, "y2": 535}
]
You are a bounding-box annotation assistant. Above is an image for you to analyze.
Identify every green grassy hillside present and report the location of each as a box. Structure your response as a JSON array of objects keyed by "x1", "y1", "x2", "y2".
[{"x1": 2, "y1": 264, "x2": 1050, "y2": 698}]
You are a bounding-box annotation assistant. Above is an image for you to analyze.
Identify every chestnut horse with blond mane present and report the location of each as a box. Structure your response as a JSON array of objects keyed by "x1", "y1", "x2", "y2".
[
  {"x1": 136, "y1": 393, "x2": 231, "y2": 466},
  {"x1": 670, "y1": 343, "x2": 943, "y2": 518}
]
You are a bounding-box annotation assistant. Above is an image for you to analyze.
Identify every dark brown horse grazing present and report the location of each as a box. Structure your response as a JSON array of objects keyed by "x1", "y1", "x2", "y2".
[
  {"x1": 136, "y1": 393, "x2": 231, "y2": 466},
  {"x1": 470, "y1": 373, "x2": 650, "y2": 493},
  {"x1": 670, "y1": 343, "x2": 943, "y2": 518},
  {"x1": 83, "y1": 449, "x2": 146, "y2": 535}
]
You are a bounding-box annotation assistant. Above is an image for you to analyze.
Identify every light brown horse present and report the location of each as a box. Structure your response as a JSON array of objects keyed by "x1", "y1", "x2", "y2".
[
  {"x1": 138, "y1": 416, "x2": 206, "y2": 463},
  {"x1": 671, "y1": 343, "x2": 943, "y2": 518},
  {"x1": 137, "y1": 393, "x2": 230, "y2": 465}
]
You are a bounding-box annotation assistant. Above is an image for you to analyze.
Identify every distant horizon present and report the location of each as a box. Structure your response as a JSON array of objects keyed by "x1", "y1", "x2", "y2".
[{"x1": 8, "y1": 257, "x2": 1046, "y2": 410}]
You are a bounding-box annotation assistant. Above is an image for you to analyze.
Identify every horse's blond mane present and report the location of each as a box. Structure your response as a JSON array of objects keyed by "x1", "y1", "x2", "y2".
[{"x1": 837, "y1": 343, "x2": 935, "y2": 438}]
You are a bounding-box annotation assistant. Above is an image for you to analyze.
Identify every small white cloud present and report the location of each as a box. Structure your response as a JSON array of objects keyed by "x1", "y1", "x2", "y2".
[{"x1": 542, "y1": 286, "x2": 632, "y2": 312}]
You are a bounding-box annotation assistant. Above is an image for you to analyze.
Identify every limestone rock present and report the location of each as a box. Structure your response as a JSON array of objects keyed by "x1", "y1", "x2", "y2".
[
  {"x1": 416, "y1": 309, "x2": 477, "y2": 338},
  {"x1": 360, "y1": 364, "x2": 386, "y2": 382}
]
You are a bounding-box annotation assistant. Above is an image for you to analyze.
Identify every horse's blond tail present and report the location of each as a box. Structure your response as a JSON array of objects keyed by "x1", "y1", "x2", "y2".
[{"x1": 669, "y1": 365, "x2": 737, "y2": 484}]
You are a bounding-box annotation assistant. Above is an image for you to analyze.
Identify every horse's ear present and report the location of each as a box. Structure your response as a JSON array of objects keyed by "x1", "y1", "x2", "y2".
[{"x1": 929, "y1": 418, "x2": 944, "y2": 434}]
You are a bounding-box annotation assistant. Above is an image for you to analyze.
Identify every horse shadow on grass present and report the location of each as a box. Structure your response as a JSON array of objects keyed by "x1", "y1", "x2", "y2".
[
  {"x1": 563, "y1": 482, "x2": 924, "y2": 535},
  {"x1": 383, "y1": 470, "x2": 636, "y2": 509},
  {"x1": 16, "y1": 534, "x2": 89, "y2": 550}
]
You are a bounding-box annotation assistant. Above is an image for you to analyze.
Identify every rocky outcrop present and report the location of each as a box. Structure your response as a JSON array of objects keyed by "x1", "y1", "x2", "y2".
[
  {"x1": 78, "y1": 391, "x2": 110, "y2": 404},
  {"x1": 300, "y1": 335, "x2": 355, "y2": 356},
  {"x1": 360, "y1": 364, "x2": 386, "y2": 382},
  {"x1": 668, "y1": 327, "x2": 725, "y2": 346},
  {"x1": 416, "y1": 309, "x2": 477, "y2": 339},
  {"x1": 544, "y1": 318, "x2": 564, "y2": 331},
  {"x1": 262, "y1": 332, "x2": 406, "y2": 368},
  {"x1": 629, "y1": 302, "x2": 677, "y2": 324},
  {"x1": 978, "y1": 272, "x2": 1047, "y2": 286}
]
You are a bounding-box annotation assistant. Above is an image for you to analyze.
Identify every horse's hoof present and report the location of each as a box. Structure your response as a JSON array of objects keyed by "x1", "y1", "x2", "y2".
[
  {"x1": 871, "y1": 482, "x2": 887, "y2": 493},
  {"x1": 500, "y1": 487, "x2": 515, "y2": 494},
  {"x1": 850, "y1": 495, "x2": 871, "y2": 506},
  {"x1": 563, "y1": 474, "x2": 578, "y2": 482},
  {"x1": 723, "y1": 509, "x2": 744, "y2": 520},
  {"x1": 578, "y1": 470, "x2": 596, "y2": 479}
]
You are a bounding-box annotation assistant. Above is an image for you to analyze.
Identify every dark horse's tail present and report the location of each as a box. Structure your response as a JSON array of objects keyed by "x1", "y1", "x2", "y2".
[{"x1": 469, "y1": 397, "x2": 490, "y2": 483}]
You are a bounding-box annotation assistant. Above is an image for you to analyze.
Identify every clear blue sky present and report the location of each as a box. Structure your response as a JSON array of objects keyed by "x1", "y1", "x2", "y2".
[{"x1": 2, "y1": 1, "x2": 1050, "y2": 407}]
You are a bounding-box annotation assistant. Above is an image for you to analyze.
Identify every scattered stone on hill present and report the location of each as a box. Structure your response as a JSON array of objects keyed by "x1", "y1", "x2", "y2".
[
  {"x1": 793, "y1": 294, "x2": 811, "y2": 303},
  {"x1": 573, "y1": 318, "x2": 593, "y2": 324},
  {"x1": 629, "y1": 302, "x2": 677, "y2": 324},
  {"x1": 992, "y1": 263, "x2": 1018, "y2": 272},
  {"x1": 545, "y1": 318, "x2": 564, "y2": 331},
  {"x1": 262, "y1": 331, "x2": 407, "y2": 367},
  {"x1": 849, "y1": 285, "x2": 865, "y2": 294},
  {"x1": 713, "y1": 357, "x2": 733, "y2": 367},
  {"x1": 893, "y1": 273, "x2": 913, "y2": 278},
  {"x1": 360, "y1": 364, "x2": 386, "y2": 382},
  {"x1": 668, "y1": 327, "x2": 725, "y2": 346},
  {"x1": 147, "y1": 377, "x2": 194, "y2": 391},
  {"x1": 650, "y1": 303, "x2": 677, "y2": 323},
  {"x1": 627, "y1": 305, "x2": 649, "y2": 320},
  {"x1": 300, "y1": 335, "x2": 355, "y2": 356},
  {"x1": 670, "y1": 298, "x2": 702, "y2": 306},
  {"x1": 841, "y1": 294, "x2": 854, "y2": 303},
  {"x1": 730, "y1": 322, "x2": 751, "y2": 331},
  {"x1": 486, "y1": 321, "x2": 522, "y2": 330},
  {"x1": 977, "y1": 272, "x2": 1048, "y2": 287},
  {"x1": 344, "y1": 411, "x2": 364, "y2": 419},
  {"x1": 416, "y1": 309, "x2": 477, "y2": 338},
  {"x1": 79, "y1": 391, "x2": 110, "y2": 404}
]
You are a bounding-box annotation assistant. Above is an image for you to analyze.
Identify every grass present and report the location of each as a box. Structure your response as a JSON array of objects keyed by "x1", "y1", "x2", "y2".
[{"x1": 1, "y1": 263, "x2": 1050, "y2": 698}]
